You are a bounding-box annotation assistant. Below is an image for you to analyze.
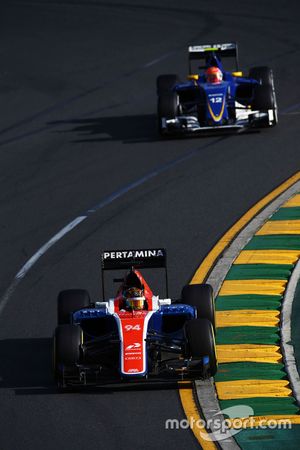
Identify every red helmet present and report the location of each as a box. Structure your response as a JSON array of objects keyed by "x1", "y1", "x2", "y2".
[{"x1": 206, "y1": 67, "x2": 223, "y2": 84}]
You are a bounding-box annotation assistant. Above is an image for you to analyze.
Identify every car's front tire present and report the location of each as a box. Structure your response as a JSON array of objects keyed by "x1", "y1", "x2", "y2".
[
  {"x1": 249, "y1": 66, "x2": 278, "y2": 127},
  {"x1": 53, "y1": 324, "x2": 82, "y2": 387},
  {"x1": 185, "y1": 318, "x2": 217, "y2": 377},
  {"x1": 157, "y1": 92, "x2": 179, "y2": 136},
  {"x1": 252, "y1": 85, "x2": 278, "y2": 127}
]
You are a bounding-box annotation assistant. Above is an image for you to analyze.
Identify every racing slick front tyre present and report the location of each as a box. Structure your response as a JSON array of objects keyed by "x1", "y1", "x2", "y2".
[
  {"x1": 157, "y1": 92, "x2": 179, "y2": 136},
  {"x1": 185, "y1": 318, "x2": 217, "y2": 377},
  {"x1": 158, "y1": 92, "x2": 178, "y2": 119},
  {"x1": 156, "y1": 74, "x2": 180, "y2": 95},
  {"x1": 181, "y1": 284, "x2": 215, "y2": 332},
  {"x1": 57, "y1": 289, "x2": 90, "y2": 325},
  {"x1": 252, "y1": 85, "x2": 278, "y2": 127},
  {"x1": 53, "y1": 324, "x2": 82, "y2": 387}
]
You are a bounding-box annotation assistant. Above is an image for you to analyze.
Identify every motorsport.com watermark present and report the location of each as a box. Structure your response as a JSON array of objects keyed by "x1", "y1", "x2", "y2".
[{"x1": 165, "y1": 405, "x2": 292, "y2": 441}]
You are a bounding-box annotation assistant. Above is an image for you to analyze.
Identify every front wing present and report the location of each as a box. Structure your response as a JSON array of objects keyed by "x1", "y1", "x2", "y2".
[
  {"x1": 58, "y1": 304, "x2": 211, "y2": 387},
  {"x1": 160, "y1": 109, "x2": 274, "y2": 136}
]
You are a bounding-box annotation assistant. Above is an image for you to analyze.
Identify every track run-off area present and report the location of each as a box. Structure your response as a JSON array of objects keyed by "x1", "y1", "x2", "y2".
[{"x1": 1, "y1": 1, "x2": 300, "y2": 449}]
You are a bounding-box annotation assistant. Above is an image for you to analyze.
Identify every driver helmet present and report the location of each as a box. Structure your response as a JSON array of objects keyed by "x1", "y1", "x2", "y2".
[
  {"x1": 206, "y1": 66, "x2": 223, "y2": 83},
  {"x1": 123, "y1": 287, "x2": 145, "y2": 310}
]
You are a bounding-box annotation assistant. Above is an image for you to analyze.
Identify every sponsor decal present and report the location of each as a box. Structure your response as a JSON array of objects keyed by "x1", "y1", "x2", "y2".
[
  {"x1": 124, "y1": 324, "x2": 141, "y2": 332},
  {"x1": 103, "y1": 249, "x2": 164, "y2": 260},
  {"x1": 125, "y1": 342, "x2": 141, "y2": 351},
  {"x1": 125, "y1": 356, "x2": 142, "y2": 360},
  {"x1": 189, "y1": 43, "x2": 236, "y2": 53}
]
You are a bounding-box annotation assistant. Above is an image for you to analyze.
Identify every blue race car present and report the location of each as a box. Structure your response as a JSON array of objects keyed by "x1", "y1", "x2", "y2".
[
  {"x1": 157, "y1": 42, "x2": 278, "y2": 135},
  {"x1": 53, "y1": 248, "x2": 217, "y2": 387}
]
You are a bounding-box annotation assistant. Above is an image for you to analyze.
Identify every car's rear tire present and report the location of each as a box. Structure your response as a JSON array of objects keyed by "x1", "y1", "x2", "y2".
[
  {"x1": 156, "y1": 74, "x2": 180, "y2": 95},
  {"x1": 53, "y1": 324, "x2": 82, "y2": 386},
  {"x1": 181, "y1": 283, "x2": 215, "y2": 331},
  {"x1": 185, "y1": 318, "x2": 217, "y2": 377},
  {"x1": 248, "y1": 66, "x2": 274, "y2": 86},
  {"x1": 57, "y1": 289, "x2": 90, "y2": 325}
]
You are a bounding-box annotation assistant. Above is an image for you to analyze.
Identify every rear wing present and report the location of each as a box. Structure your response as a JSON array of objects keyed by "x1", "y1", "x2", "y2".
[
  {"x1": 188, "y1": 42, "x2": 239, "y2": 73},
  {"x1": 101, "y1": 248, "x2": 168, "y2": 298}
]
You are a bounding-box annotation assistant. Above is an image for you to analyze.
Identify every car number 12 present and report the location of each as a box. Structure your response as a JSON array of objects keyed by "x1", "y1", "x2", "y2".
[{"x1": 210, "y1": 97, "x2": 223, "y2": 103}]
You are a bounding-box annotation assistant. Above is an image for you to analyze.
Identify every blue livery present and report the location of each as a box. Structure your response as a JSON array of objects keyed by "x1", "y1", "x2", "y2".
[{"x1": 157, "y1": 42, "x2": 278, "y2": 135}]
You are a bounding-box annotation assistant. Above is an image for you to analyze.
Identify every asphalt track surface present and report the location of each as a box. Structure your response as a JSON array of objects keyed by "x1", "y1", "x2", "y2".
[{"x1": 1, "y1": 1, "x2": 300, "y2": 449}]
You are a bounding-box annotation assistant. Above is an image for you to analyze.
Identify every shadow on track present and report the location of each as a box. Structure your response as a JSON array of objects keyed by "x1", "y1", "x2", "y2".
[
  {"x1": 0, "y1": 338, "x2": 54, "y2": 392},
  {"x1": 48, "y1": 114, "x2": 162, "y2": 144},
  {"x1": 49, "y1": 114, "x2": 260, "y2": 145},
  {"x1": 0, "y1": 338, "x2": 189, "y2": 395}
]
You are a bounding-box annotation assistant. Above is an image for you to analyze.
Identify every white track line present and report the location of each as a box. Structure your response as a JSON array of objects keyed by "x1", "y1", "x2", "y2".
[
  {"x1": 0, "y1": 138, "x2": 221, "y2": 315},
  {"x1": 0, "y1": 216, "x2": 87, "y2": 315},
  {"x1": 16, "y1": 216, "x2": 87, "y2": 280}
]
